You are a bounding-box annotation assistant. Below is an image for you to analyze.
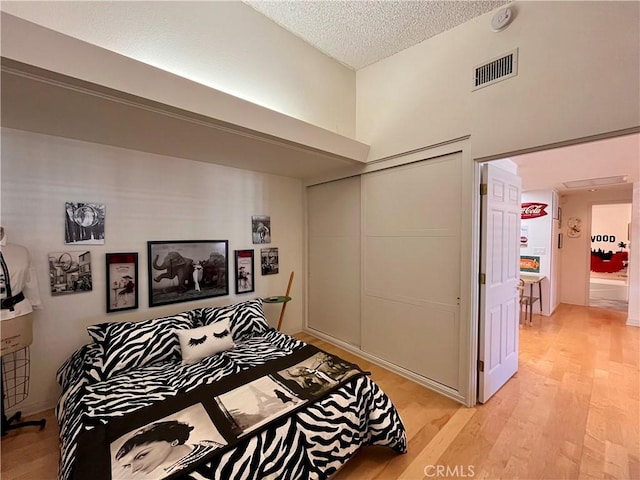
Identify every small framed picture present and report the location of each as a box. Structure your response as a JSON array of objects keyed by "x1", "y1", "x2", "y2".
[
  {"x1": 106, "y1": 253, "x2": 138, "y2": 313},
  {"x1": 235, "y1": 250, "x2": 255, "y2": 294},
  {"x1": 65, "y1": 202, "x2": 105, "y2": 244},
  {"x1": 49, "y1": 251, "x2": 93, "y2": 295},
  {"x1": 252, "y1": 215, "x2": 271, "y2": 244},
  {"x1": 261, "y1": 247, "x2": 279, "y2": 276}
]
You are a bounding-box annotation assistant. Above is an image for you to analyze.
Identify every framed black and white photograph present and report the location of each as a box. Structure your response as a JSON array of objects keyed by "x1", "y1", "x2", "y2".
[
  {"x1": 147, "y1": 240, "x2": 228, "y2": 307},
  {"x1": 65, "y1": 202, "x2": 105, "y2": 244},
  {"x1": 251, "y1": 215, "x2": 271, "y2": 244},
  {"x1": 260, "y1": 247, "x2": 279, "y2": 276},
  {"x1": 274, "y1": 352, "x2": 361, "y2": 400},
  {"x1": 106, "y1": 253, "x2": 138, "y2": 313},
  {"x1": 234, "y1": 249, "x2": 255, "y2": 294},
  {"x1": 48, "y1": 251, "x2": 93, "y2": 295},
  {"x1": 214, "y1": 376, "x2": 301, "y2": 438},
  {"x1": 110, "y1": 403, "x2": 226, "y2": 480}
]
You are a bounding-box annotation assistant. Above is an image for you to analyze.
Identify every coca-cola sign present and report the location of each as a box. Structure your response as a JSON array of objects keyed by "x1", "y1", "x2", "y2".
[{"x1": 521, "y1": 202, "x2": 548, "y2": 220}]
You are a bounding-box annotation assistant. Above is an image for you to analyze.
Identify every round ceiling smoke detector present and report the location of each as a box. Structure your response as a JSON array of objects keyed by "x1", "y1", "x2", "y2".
[{"x1": 491, "y1": 7, "x2": 513, "y2": 32}]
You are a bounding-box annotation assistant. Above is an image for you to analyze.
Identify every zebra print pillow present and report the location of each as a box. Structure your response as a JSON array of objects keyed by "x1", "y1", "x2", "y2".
[
  {"x1": 200, "y1": 298, "x2": 270, "y2": 341},
  {"x1": 56, "y1": 343, "x2": 106, "y2": 387},
  {"x1": 56, "y1": 343, "x2": 93, "y2": 390},
  {"x1": 87, "y1": 310, "x2": 197, "y2": 380},
  {"x1": 84, "y1": 343, "x2": 106, "y2": 383}
]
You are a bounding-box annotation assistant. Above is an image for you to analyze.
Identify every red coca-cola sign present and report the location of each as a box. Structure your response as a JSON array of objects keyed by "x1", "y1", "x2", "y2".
[{"x1": 521, "y1": 202, "x2": 548, "y2": 220}]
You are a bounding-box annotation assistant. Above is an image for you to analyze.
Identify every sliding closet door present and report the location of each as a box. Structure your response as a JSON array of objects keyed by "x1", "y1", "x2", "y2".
[
  {"x1": 361, "y1": 154, "x2": 462, "y2": 389},
  {"x1": 307, "y1": 177, "x2": 361, "y2": 346}
]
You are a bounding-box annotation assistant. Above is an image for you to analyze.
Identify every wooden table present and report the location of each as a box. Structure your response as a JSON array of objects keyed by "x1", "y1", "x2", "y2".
[{"x1": 520, "y1": 274, "x2": 545, "y2": 324}]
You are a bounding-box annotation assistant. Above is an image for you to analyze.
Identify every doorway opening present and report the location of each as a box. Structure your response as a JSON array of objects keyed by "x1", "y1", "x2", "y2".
[{"x1": 589, "y1": 203, "x2": 631, "y2": 311}]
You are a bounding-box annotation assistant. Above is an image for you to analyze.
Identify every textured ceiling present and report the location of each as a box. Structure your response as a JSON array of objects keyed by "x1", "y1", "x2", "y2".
[{"x1": 244, "y1": 0, "x2": 510, "y2": 70}]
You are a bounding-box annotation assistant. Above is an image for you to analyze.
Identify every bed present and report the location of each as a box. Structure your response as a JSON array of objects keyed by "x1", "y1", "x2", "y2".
[{"x1": 56, "y1": 299, "x2": 407, "y2": 479}]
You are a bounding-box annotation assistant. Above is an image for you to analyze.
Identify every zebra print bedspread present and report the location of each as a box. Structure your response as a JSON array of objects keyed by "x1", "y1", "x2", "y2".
[{"x1": 57, "y1": 329, "x2": 407, "y2": 479}]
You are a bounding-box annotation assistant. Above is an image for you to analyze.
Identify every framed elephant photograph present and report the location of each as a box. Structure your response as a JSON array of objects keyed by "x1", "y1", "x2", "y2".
[{"x1": 147, "y1": 240, "x2": 229, "y2": 307}]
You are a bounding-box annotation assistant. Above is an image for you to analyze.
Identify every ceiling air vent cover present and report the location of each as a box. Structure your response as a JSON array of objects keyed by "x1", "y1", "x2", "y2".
[{"x1": 473, "y1": 49, "x2": 518, "y2": 90}]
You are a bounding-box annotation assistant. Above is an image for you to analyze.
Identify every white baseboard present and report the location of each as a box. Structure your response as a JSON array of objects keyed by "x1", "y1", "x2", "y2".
[
  {"x1": 626, "y1": 316, "x2": 640, "y2": 327},
  {"x1": 302, "y1": 327, "x2": 466, "y2": 406},
  {"x1": 5, "y1": 399, "x2": 55, "y2": 419}
]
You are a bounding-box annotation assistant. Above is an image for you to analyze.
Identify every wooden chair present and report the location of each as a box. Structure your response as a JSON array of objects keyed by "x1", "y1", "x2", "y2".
[{"x1": 517, "y1": 278, "x2": 533, "y2": 325}]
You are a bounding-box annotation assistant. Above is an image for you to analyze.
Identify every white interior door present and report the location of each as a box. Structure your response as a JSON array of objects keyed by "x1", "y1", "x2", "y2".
[{"x1": 478, "y1": 163, "x2": 521, "y2": 403}]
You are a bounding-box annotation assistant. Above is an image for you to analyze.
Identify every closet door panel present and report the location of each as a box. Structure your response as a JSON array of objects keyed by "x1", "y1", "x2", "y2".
[
  {"x1": 363, "y1": 156, "x2": 462, "y2": 235},
  {"x1": 361, "y1": 296, "x2": 459, "y2": 388},
  {"x1": 364, "y1": 236, "x2": 460, "y2": 305},
  {"x1": 307, "y1": 177, "x2": 361, "y2": 346},
  {"x1": 362, "y1": 154, "x2": 462, "y2": 389}
]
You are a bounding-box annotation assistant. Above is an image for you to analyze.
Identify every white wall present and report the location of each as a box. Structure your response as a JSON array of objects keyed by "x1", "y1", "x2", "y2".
[
  {"x1": 0, "y1": 1, "x2": 356, "y2": 137},
  {"x1": 1, "y1": 127, "x2": 304, "y2": 415},
  {"x1": 591, "y1": 203, "x2": 632, "y2": 253},
  {"x1": 520, "y1": 190, "x2": 558, "y2": 315},
  {"x1": 560, "y1": 187, "x2": 634, "y2": 307},
  {"x1": 357, "y1": 1, "x2": 640, "y2": 161}
]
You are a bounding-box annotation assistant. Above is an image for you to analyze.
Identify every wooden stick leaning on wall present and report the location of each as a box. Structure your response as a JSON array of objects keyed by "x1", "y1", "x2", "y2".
[{"x1": 277, "y1": 272, "x2": 294, "y2": 331}]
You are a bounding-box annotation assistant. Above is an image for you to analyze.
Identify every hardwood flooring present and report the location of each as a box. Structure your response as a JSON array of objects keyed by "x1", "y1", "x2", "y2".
[
  {"x1": 1, "y1": 304, "x2": 637, "y2": 479},
  {"x1": 1, "y1": 408, "x2": 59, "y2": 480}
]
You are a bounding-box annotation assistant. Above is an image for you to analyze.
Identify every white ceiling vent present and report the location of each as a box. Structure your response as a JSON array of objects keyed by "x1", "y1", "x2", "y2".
[
  {"x1": 473, "y1": 49, "x2": 518, "y2": 90},
  {"x1": 562, "y1": 175, "x2": 628, "y2": 189}
]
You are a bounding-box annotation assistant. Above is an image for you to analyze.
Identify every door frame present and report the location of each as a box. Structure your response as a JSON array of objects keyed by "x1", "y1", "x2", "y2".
[{"x1": 470, "y1": 128, "x2": 640, "y2": 405}]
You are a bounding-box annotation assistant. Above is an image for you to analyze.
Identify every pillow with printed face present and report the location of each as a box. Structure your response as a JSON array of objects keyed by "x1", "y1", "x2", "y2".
[
  {"x1": 86, "y1": 310, "x2": 197, "y2": 379},
  {"x1": 200, "y1": 298, "x2": 269, "y2": 341},
  {"x1": 177, "y1": 319, "x2": 235, "y2": 364}
]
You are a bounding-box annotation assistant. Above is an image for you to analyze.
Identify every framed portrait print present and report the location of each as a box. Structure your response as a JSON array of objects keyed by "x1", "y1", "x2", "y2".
[
  {"x1": 234, "y1": 249, "x2": 255, "y2": 294},
  {"x1": 106, "y1": 253, "x2": 138, "y2": 313},
  {"x1": 147, "y1": 240, "x2": 229, "y2": 307},
  {"x1": 109, "y1": 403, "x2": 226, "y2": 479}
]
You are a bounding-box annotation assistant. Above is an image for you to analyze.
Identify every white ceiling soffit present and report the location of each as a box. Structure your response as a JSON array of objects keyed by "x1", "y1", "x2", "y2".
[
  {"x1": 0, "y1": 59, "x2": 365, "y2": 180},
  {"x1": 244, "y1": 0, "x2": 510, "y2": 70}
]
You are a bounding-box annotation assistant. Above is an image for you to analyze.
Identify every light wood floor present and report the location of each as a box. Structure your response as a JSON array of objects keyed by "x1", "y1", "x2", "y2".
[{"x1": 1, "y1": 304, "x2": 638, "y2": 479}]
